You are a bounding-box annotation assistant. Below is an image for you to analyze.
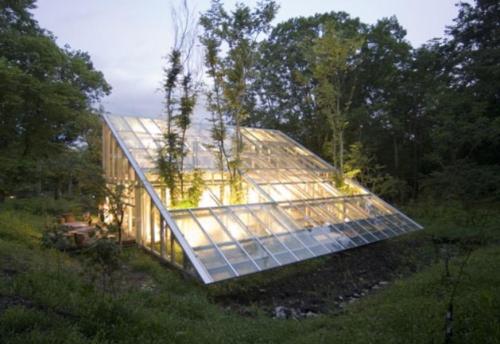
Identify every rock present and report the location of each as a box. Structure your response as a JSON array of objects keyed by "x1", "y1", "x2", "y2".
[
  {"x1": 290, "y1": 308, "x2": 301, "y2": 319},
  {"x1": 352, "y1": 293, "x2": 360, "y2": 298},
  {"x1": 379, "y1": 281, "x2": 389, "y2": 286},
  {"x1": 274, "y1": 306, "x2": 290, "y2": 319},
  {"x1": 335, "y1": 295, "x2": 344, "y2": 302},
  {"x1": 371, "y1": 284, "x2": 380, "y2": 290},
  {"x1": 306, "y1": 311, "x2": 318, "y2": 318}
]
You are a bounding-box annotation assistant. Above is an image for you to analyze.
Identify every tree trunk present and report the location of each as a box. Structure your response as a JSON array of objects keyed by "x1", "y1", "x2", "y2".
[
  {"x1": 332, "y1": 131, "x2": 337, "y2": 169},
  {"x1": 54, "y1": 180, "x2": 61, "y2": 200},
  {"x1": 67, "y1": 177, "x2": 73, "y2": 197},
  {"x1": 339, "y1": 129, "x2": 344, "y2": 179},
  {"x1": 393, "y1": 136, "x2": 399, "y2": 172},
  {"x1": 36, "y1": 160, "x2": 42, "y2": 195},
  {"x1": 179, "y1": 130, "x2": 186, "y2": 197}
]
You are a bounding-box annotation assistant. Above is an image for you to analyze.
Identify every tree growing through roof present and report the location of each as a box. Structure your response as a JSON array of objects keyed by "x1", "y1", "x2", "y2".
[
  {"x1": 158, "y1": 47, "x2": 183, "y2": 207},
  {"x1": 311, "y1": 21, "x2": 363, "y2": 187},
  {"x1": 157, "y1": 0, "x2": 203, "y2": 208},
  {"x1": 200, "y1": 24, "x2": 229, "y2": 203},
  {"x1": 200, "y1": 0, "x2": 278, "y2": 203}
]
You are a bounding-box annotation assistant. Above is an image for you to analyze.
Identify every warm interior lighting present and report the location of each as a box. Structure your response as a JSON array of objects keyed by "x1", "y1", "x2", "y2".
[{"x1": 102, "y1": 113, "x2": 423, "y2": 284}]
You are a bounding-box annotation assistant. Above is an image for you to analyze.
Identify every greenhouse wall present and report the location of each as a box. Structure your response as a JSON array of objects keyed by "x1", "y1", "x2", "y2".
[{"x1": 101, "y1": 113, "x2": 423, "y2": 284}]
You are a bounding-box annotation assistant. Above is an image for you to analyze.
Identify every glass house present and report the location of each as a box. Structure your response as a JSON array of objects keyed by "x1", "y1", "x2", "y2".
[{"x1": 102, "y1": 113, "x2": 423, "y2": 284}]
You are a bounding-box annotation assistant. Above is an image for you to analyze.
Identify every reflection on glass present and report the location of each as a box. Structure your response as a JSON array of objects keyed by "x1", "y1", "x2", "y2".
[{"x1": 104, "y1": 114, "x2": 422, "y2": 284}]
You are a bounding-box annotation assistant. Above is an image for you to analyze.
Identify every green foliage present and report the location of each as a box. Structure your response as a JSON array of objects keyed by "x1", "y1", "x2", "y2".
[
  {"x1": 1, "y1": 196, "x2": 82, "y2": 216},
  {"x1": 157, "y1": 31, "x2": 199, "y2": 207},
  {"x1": 200, "y1": 0, "x2": 278, "y2": 198},
  {"x1": 311, "y1": 21, "x2": 363, "y2": 178},
  {"x1": 201, "y1": 14, "x2": 229, "y2": 201},
  {"x1": 0, "y1": 209, "x2": 43, "y2": 247},
  {"x1": 250, "y1": 12, "x2": 365, "y2": 154},
  {"x1": 41, "y1": 224, "x2": 72, "y2": 251},
  {"x1": 158, "y1": 48, "x2": 184, "y2": 207},
  {"x1": 103, "y1": 182, "x2": 134, "y2": 244},
  {"x1": 344, "y1": 142, "x2": 407, "y2": 199},
  {"x1": 174, "y1": 169, "x2": 206, "y2": 209},
  {"x1": 84, "y1": 238, "x2": 122, "y2": 294},
  {"x1": 0, "y1": 1, "x2": 109, "y2": 204},
  {"x1": 186, "y1": 169, "x2": 205, "y2": 207},
  {"x1": 1, "y1": 205, "x2": 500, "y2": 343},
  {"x1": 249, "y1": 1, "x2": 499, "y2": 201},
  {"x1": 421, "y1": 161, "x2": 500, "y2": 203}
]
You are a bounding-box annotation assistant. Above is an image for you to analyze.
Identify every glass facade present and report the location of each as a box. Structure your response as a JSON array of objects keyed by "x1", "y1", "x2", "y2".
[{"x1": 102, "y1": 114, "x2": 423, "y2": 284}]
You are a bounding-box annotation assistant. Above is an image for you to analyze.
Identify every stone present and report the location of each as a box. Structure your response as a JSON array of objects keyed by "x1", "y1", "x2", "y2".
[
  {"x1": 274, "y1": 306, "x2": 289, "y2": 319},
  {"x1": 306, "y1": 311, "x2": 318, "y2": 318}
]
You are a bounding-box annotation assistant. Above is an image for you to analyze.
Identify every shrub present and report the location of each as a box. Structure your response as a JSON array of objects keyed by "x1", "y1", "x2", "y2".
[{"x1": 2, "y1": 197, "x2": 82, "y2": 216}]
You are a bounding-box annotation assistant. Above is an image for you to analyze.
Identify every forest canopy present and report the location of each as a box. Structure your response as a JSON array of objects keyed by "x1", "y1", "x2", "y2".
[
  {"x1": 243, "y1": 0, "x2": 500, "y2": 202},
  {"x1": 0, "y1": 0, "x2": 110, "y2": 205},
  {"x1": 0, "y1": 0, "x2": 498, "y2": 208}
]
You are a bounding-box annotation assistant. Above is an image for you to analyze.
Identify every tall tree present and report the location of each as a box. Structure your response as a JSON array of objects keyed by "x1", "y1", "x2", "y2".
[
  {"x1": 157, "y1": 0, "x2": 200, "y2": 207},
  {"x1": 0, "y1": 0, "x2": 110, "y2": 203},
  {"x1": 418, "y1": 0, "x2": 500, "y2": 201},
  {"x1": 200, "y1": 32, "x2": 229, "y2": 202},
  {"x1": 158, "y1": 49, "x2": 183, "y2": 206},
  {"x1": 200, "y1": 0, "x2": 278, "y2": 203},
  {"x1": 311, "y1": 21, "x2": 363, "y2": 183},
  {"x1": 250, "y1": 12, "x2": 364, "y2": 154}
]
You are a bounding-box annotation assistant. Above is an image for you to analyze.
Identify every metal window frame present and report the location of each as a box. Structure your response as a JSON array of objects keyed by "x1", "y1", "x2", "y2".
[
  {"x1": 103, "y1": 113, "x2": 214, "y2": 284},
  {"x1": 103, "y1": 113, "x2": 423, "y2": 285}
]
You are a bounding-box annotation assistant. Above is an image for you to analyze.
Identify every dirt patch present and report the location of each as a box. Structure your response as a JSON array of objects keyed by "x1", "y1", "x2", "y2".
[
  {"x1": 212, "y1": 237, "x2": 433, "y2": 319},
  {"x1": 116, "y1": 264, "x2": 157, "y2": 293}
]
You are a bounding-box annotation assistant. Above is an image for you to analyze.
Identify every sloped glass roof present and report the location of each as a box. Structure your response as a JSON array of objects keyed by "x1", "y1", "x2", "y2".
[{"x1": 103, "y1": 113, "x2": 423, "y2": 284}]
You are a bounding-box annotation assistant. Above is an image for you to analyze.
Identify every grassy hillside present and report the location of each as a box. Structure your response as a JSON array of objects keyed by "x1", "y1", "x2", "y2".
[{"x1": 0, "y1": 200, "x2": 499, "y2": 343}]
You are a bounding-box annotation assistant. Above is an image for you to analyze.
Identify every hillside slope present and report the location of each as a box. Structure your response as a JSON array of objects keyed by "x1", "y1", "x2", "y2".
[{"x1": 0, "y1": 202, "x2": 499, "y2": 343}]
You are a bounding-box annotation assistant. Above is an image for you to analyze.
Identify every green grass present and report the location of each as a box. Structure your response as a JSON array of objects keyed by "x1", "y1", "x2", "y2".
[{"x1": 0, "y1": 202, "x2": 499, "y2": 343}]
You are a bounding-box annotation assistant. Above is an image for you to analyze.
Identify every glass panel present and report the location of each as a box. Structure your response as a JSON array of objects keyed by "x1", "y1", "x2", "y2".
[
  {"x1": 125, "y1": 117, "x2": 147, "y2": 133},
  {"x1": 104, "y1": 114, "x2": 422, "y2": 284},
  {"x1": 136, "y1": 133, "x2": 159, "y2": 151},
  {"x1": 109, "y1": 116, "x2": 130, "y2": 132},
  {"x1": 140, "y1": 118, "x2": 162, "y2": 135},
  {"x1": 219, "y1": 243, "x2": 258, "y2": 275},
  {"x1": 278, "y1": 233, "x2": 306, "y2": 251},
  {"x1": 172, "y1": 238, "x2": 184, "y2": 267},
  {"x1": 274, "y1": 251, "x2": 297, "y2": 264},
  {"x1": 195, "y1": 246, "x2": 228, "y2": 270},
  {"x1": 209, "y1": 208, "x2": 251, "y2": 241},
  {"x1": 191, "y1": 209, "x2": 234, "y2": 244},
  {"x1": 121, "y1": 132, "x2": 142, "y2": 149},
  {"x1": 218, "y1": 207, "x2": 278, "y2": 269},
  {"x1": 151, "y1": 206, "x2": 161, "y2": 253},
  {"x1": 208, "y1": 265, "x2": 236, "y2": 281},
  {"x1": 171, "y1": 211, "x2": 211, "y2": 248}
]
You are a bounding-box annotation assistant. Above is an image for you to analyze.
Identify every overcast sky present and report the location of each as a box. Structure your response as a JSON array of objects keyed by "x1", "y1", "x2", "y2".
[{"x1": 32, "y1": 0, "x2": 464, "y2": 118}]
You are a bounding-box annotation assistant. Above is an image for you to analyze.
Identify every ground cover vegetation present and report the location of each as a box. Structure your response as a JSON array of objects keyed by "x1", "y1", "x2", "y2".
[{"x1": 0, "y1": 0, "x2": 499, "y2": 342}]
